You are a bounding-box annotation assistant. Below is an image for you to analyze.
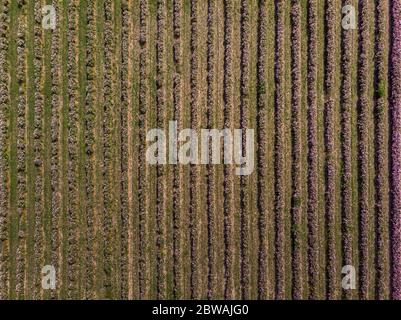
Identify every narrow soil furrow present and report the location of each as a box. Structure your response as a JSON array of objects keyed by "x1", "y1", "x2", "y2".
[
  {"x1": 315, "y1": 0, "x2": 326, "y2": 299},
  {"x1": 374, "y1": 0, "x2": 390, "y2": 300},
  {"x1": 196, "y1": 0, "x2": 208, "y2": 299},
  {"x1": 76, "y1": 0, "x2": 87, "y2": 299},
  {"x1": 128, "y1": 0, "x2": 137, "y2": 299},
  {"x1": 59, "y1": 0, "x2": 69, "y2": 298},
  {"x1": 42, "y1": 0, "x2": 54, "y2": 300},
  {"x1": 264, "y1": 0, "x2": 277, "y2": 300},
  {"x1": 7, "y1": 0, "x2": 20, "y2": 299},
  {"x1": 246, "y1": 1, "x2": 260, "y2": 297},
  {"x1": 212, "y1": 0, "x2": 225, "y2": 300},
  {"x1": 283, "y1": 0, "x2": 293, "y2": 299},
  {"x1": 93, "y1": 0, "x2": 106, "y2": 299},
  {"x1": 231, "y1": 0, "x2": 241, "y2": 297}
]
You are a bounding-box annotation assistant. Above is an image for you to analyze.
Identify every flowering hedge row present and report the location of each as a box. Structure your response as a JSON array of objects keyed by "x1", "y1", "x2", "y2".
[
  {"x1": 172, "y1": 0, "x2": 182, "y2": 299},
  {"x1": 16, "y1": 9, "x2": 27, "y2": 299},
  {"x1": 341, "y1": 0, "x2": 353, "y2": 300},
  {"x1": 0, "y1": 0, "x2": 10, "y2": 300},
  {"x1": 33, "y1": 0, "x2": 44, "y2": 299},
  {"x1": 223, "y1": 0, "x2": 234, "y2": 299},
  {"x1": 239, "y1": 0, "x2": 250, "y2": 300},
  {"x1": 357, "y1": 0, "x2": 370, "y2": 300},
  {"x1": 155, "y1": 0, "x2": 166, "y2": 299},
  {"x1": 375, "y1": 0, "x2": 389, "y2": 300},
  {"x1": 290, "y1": 0, "x2": 302, "y2": 300},
  {"x1": 256, "y1": 0, "x2": 268, "y2": 300},
  {"x1": 206, "y1": 0, "x2": 216, "y2": 299},
  {"x1": 66, "y1": 0, "x2": 79, "y2": 299},
  {"x1": 50, "y1": 0, "x2": 61, "y2": 300},
  {"x1": 307, "y1": 0, "x2": 318, "y2": 300},
  {"x1": 137, "y1": 0, "x2": 148, "y2": 299},
  {"x1": 390, "y1": 0, "x2": 401, "y2": 301},
  {"x1": 274, "y1": 0, "x2": 285, "y2": 300}
]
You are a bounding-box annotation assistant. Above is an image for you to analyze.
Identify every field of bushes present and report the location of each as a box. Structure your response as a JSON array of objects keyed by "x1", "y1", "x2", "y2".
[{"x1": 0, "y1": 0, "x2": 400, "y2": 300}]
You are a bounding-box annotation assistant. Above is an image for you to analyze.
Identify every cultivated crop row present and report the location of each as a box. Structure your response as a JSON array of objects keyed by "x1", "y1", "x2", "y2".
[
  {"x1": 189, "y1": 0, "x2": 200, "y2": 299},
  {"x1": 357, "y1": 0, "x2": 370, "y2": 300},
  {"x1": 0, "y1": 0, "x2": 10, "y2": 300},
  {"x1": 307, "y1": 0, "x2": 318, "y2": 300},
  {"x1": 50, "y1": 0, "x2": 61, "y2": 300},
  {"x1": 256, "y1": 0, "x2": 268, "y2": 301},
  {"x1": 33, "y1": 0, "x2": 44, "y2": 299},
  {"x1": 290, "y1": 0, "x2": 302, "y2": 300},
  {"x1": 322, "y1": 0, "x2": 339, "y2": 299},
  {"x1": 172, "y1": 0, "x2": 182, "y2": 299},
  {"x1": 340, "y1": 0, "x2": 354, "y2": 300},
  {"x1": 206, "y1": 0, "x2": 216, "y2": 300},
  {"x1": 137, "y1": 0, "x2": 148, "y2": 299},
  {"x1": 102, "y1": 0, "x2": 117, "y2": 299},
  {"x1": 155, "y1": 0, "x2": 166, "y2": 300},
  {"x1": 119, "y1": 0, "x2": 131, "y2": 300},
  {"x1": 239, "y1": 0, "x2": 250, "y2": 300},
  {"x1": 375, "y1": 0, "x2": 389, "y2": 300},
  {"x1": 0, "y1": 0, "x2": 399, "y2": 300},
  {"x1": 274, "y1": 0, "x2": 285, "y2": 300},
  {"x1": 223, "y1": 0, "x2": 234, "y2": 300},
  {"x1": 66, "y1": 0, "x2": 79, "y2": 299},
  {"x1": 390, "y1": 0, "x2": 401, "y2": 300},
  {"x1": 16, "y1": 7, "x2": 27, "y2": 299},
  {"x1": 84, "y1": 0, "x2": 96, "y2": 299}
]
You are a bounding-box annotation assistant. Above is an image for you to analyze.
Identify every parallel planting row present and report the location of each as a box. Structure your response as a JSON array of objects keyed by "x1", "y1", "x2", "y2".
[{"x1": 0, "y1": 0, "x2": 399, "y2": 300}]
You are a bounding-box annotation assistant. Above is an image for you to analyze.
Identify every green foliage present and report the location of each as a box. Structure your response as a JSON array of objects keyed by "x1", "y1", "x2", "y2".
[
  {"x1": 376, "y1": 102, "x2": 385, "y2": 115},
  {"x1": 293, "y1": 196, "x2": 301, "y2": 208},
  {"x1": 377, "y1": 81, "x2": 386, "y2": 98},
  {"x1": 257, "y1": 83, "x2": 266, "y2": 95}
]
